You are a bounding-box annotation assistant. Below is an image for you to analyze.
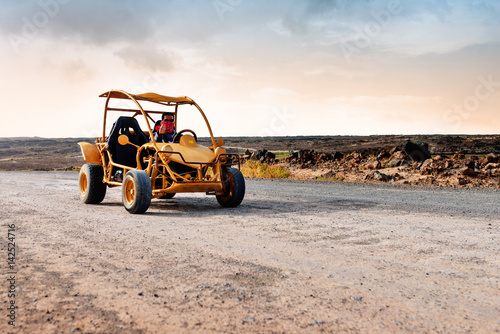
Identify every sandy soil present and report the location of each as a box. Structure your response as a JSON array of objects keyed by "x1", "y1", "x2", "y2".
[{"x1": 1, "y1": 171, "x2": 499, "y2": 333}]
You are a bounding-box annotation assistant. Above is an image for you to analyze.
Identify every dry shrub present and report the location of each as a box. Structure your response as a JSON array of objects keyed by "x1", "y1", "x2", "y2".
[{"x1": 241, "y1": 161, "x2": 290, "y2": 178}]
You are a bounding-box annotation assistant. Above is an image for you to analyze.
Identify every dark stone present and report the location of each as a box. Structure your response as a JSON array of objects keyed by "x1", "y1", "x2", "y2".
[
  {"x1": 373, "y1": 171, "x2": 391, "y2": 182},
  {"x1": 466, "y1": 160, "x2": 476, "y2": 170},
  {"x1": 389, "y1": 146, "x2": 401, "y2": 155},
  {"x1": 298, "y1": 149, "x2": 315, "y2": 162},
  {"x1": 385, "y1": 159, "x2": 402, "y2": 168},
  {"x1": 377, "y1": 150, "x2": 391, "y2": 160},
  {"x1": 403, "y1": 141, "x2": 432, "y2": 162},
  {"x1": 365, "y1": 160, "x2": 381, "y2": 170},
  {"x1": 250, "y1": 149, "x2": 276, "y2": 163},
  {"x1": 485, "y1": 153, "x2": 498, "y2": 163},
  {"x1": 458, "y1": 166, "x2": 475, "y2": 176},
  {"x1": 332, "y1": 152, "x2": 344, "y2": 160},
  {"x1": 400, "y1": 160, "x2": 412, "y2": 167}
]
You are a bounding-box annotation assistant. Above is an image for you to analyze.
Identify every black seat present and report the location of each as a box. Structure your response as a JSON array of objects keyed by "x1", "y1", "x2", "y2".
[{"x1": 107, "y1": 117, "x2": 149, "y2": 168}]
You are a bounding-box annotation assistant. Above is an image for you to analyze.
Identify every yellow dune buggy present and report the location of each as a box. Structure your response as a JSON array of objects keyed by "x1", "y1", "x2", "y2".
[{"x1": 78, "y1": 90, "x2": 244, "y2": 214}]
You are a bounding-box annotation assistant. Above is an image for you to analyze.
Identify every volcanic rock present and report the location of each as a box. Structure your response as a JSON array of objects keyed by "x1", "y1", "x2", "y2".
[
  {"x1": 365, "y1": 160, "x2": 381, "y2": 170},
  {"x1": 332, "y1": 152, "x2": 344, "y2": 160},
  {"x1": 480, "y1": 153, "x2": 498, "y2": 166},
  {"x1": 377, "y1": 150, "x2": 391, "y2": 160},
  {"x1": 458, "y1": 166, "x2": 475, "y2": 176},
  {"x1": 372, "y1": 171, "x2": 391, "y2": 182},
  {"x1": 403, "y1": 141, "x2": 432, "y2": 162},
  {"x1": 250, "y1": 149, "x2": 276, "y2": 162},
  {"x1": 452, "y1": 153, "x2": 465, "y2": 160},
  {"x1": 484, "y1": 162, "x2": 500, "y2": 170}
]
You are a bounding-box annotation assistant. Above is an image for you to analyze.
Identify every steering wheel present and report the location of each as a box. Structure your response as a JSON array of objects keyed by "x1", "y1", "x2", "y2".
[{"x1": 173, "y1": 129, "x2": 198, "y2": 143}]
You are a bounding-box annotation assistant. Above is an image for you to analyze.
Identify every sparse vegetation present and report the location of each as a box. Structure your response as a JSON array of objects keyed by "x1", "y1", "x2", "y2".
[
  {"x1": 241, "y1": 161, "x2": 290, "y2": 178},
  {"x1": 273, "y1": 151, "x2": 291, "y2": 160},
  {"x1": 316, "y1": 174, "x2": 345, "y2": 181}
]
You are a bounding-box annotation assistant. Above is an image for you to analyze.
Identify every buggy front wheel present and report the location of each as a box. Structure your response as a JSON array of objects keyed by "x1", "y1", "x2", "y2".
[
  {"x1": 217, "y1": 167, "x2": 245, "y2": 207},
  {"x1": 122, "y1": 170, "x2": 152, "y2": 214},
  {"x1": 79, "y1": 163, "x2": 106, "y2": 204}
]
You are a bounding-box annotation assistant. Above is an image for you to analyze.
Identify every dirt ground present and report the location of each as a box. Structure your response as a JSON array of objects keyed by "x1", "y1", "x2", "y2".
[{"x1": 1, "y1": 171, "x2": 499, "y2": 333}]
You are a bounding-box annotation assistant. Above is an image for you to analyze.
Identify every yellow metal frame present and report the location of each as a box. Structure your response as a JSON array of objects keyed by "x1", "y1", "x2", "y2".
[{"x1": 79, "y1": 90, "x2": 240, "y2": 199}]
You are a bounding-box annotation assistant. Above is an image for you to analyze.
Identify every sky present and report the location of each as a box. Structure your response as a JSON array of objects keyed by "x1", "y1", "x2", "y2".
[{"x1": 0, "y1": 0, "x2": 499, "y2": 138}]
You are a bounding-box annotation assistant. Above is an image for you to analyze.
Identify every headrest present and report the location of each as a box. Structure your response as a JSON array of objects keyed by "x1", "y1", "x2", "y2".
[{"x1": 179, "y1": 135, "x2": 197, "y2": 147}]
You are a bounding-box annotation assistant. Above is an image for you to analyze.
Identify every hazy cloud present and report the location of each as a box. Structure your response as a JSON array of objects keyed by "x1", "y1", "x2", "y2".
[
  {"x1": 269, "y1": 0, "x2": 500, "y2": 55},
  {"x1": 0, "y1": 0, "x2": 177, "y2": 49},
  {"x1": 58, "y1": 58, "x2": 94, "y2": 82},
  {"x1": 114, "y1": 44, "x2": 173, "y2": 72},
  {"x1": 2, "y1": 0, "x2": 499, "y2": 55}
]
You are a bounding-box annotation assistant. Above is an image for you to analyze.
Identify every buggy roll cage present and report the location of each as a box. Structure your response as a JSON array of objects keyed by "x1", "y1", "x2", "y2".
[{"x1": 99, "y1": 90, "x2": 217, "y2": 150}]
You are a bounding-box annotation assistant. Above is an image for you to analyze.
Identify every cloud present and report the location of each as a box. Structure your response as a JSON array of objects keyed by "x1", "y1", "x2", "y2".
[
  {"x1": 58, "y1": 58, "x2": 94, "y2": 82},
  {"x1": 268, "y1": 0, "x2": 500, "y2": 56},
  {"x1": 2, "y1": 0, "x2": 500, "y2": 57},
  {"x1": 51, "y1": 1, "x2": 167, "y2": 44},
  {"x1": 114, "y1": 44, "x2": 173, "y2": 72},
  {"x1": 0, "y1": 0, "x2": 172, "y2": 46}
]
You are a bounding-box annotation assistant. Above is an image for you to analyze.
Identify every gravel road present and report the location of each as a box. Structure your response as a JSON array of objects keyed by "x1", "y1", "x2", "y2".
[{"x1": 1, "y1": 171, "x2": 499, "y2": 333}]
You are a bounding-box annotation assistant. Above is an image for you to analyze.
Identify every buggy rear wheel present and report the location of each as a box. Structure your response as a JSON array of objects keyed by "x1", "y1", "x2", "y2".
[
  {"x1": 217, "y1": 167, "x2": 245, "y2": 207},
  {"x1": 160, "y1": 193, "x2": 176, "y2": 199},
  {"x1": 122, "y1": 170, "x2": 152, "y2": 214},
  {"x1": 79, "y1": 163, "x2": 106, "y2": 204}
]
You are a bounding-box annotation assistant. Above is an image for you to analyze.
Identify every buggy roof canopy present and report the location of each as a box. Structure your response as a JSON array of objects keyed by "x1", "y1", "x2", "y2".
[{"x1": 99, "y1": 90, "x2": 195, "y2": 105}]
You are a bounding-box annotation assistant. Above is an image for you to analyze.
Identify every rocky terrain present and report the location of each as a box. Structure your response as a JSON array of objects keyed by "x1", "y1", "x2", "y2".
[
  {"x1": 222, "y1": 134, "x2": 500, "y2": 155},
  {"x1": 239, "y1": 135, "x2": 500, "y2": 188},
  {"x1": 0, "y1": 135, "x2": 499, "y2": 188},
  {"x1": 245, "y1": 141, "x2": 500, "y2": 188}
]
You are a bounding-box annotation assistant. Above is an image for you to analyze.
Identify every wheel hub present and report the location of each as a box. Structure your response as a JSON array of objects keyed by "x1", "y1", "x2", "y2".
[
  {"x1": 124, "y1": 179, "x2": 135, "y2": 204},
  {"x1": 79, "y1": 173, "x2": 87, "y2": 194}
]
